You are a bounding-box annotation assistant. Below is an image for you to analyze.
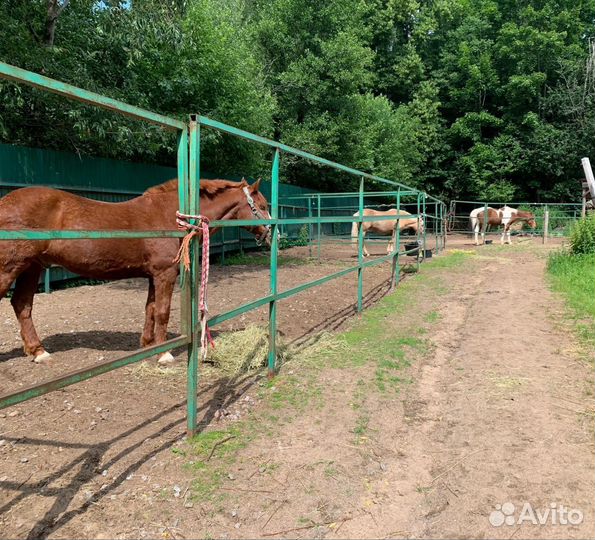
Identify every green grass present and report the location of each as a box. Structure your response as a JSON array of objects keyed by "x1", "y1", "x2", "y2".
[
  {"x1": 181, "y1": 428, "x2": 247, "y2": 502},
  {"x1": 425, "y1": 310, "x2": 441, "y2": 323},
  {"x1": 427, "y1": 249, "x2": 474, "y2": 268},
  {"x1": 547, "y1": 252, "x2": 595, "y2": 348},
  {"x1": 310, "y1": 250, "x2": 474, "y2": 392}
]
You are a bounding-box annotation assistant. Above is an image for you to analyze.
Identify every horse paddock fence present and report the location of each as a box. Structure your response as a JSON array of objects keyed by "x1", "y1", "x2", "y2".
[
  {"x1": 0, "y1": 61, "x2": 446, "y2": 435},
  {"x1": 447, "y1": 199, "x2": 583, "y2": 243}
]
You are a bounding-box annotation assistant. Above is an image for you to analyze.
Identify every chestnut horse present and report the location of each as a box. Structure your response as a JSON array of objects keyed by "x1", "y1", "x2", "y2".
[
  {"x1": 469, "y1": 205, "x2": 537, "y2": 245},
  {"x1": 351, "y1": 208, "x2": 424, "y2": 257},
  {"x1": 0, "y1": 178, "x2": 271, "y2": 364}
]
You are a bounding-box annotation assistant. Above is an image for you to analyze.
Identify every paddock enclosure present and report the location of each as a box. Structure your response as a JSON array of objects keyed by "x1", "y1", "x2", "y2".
[
  {"x1": 0, "y1": 61, "x2": 446, "y2": 435},
  {"x1": 448, "y1": 199, "x2": 584, "y2": 241}
]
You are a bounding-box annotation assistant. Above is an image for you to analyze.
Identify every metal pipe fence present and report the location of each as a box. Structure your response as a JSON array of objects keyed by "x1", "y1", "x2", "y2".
[
  {"x1": 448, "y1": 199, "x2": 583, "y2": 241},
  {"x1": 0, "y1": 61, "x2": 446, "y2": 435}
]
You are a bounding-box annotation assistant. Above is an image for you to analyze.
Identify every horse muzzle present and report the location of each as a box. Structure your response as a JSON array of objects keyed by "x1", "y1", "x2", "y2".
[{"x1": 256, "y1": 225, "x2": 280, "y2": 248}]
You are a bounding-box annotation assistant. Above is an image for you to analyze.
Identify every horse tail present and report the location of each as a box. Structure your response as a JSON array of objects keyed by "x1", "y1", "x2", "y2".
[
  {"x1": 469, "y1": 215, "x2": 477, "y2": 232},
  {"x1": 351, "y1": 212, "x2": 359, "y2": 244}
]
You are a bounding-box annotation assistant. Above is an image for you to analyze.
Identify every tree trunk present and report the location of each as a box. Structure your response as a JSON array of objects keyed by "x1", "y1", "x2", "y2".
[{"x1": 43, "y1": 0, "x2": 69, "y2": 47}]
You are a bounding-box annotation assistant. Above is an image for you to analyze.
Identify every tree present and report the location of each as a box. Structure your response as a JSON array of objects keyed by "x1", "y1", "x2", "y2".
[{"x1": 1, "y1": 0, "x2": 594, "y2": 200}]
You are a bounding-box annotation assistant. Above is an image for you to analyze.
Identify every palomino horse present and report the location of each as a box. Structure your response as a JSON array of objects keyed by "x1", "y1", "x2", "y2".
[
  {"x1": 469, "y1": 205, "x2": 537, "y2": 245},
  {"x1": 0, "y1": 178, "x2": 271, "y2": 364},
  {"x1": 351, "y1": 208, "x2": 424, "y2": 257}
]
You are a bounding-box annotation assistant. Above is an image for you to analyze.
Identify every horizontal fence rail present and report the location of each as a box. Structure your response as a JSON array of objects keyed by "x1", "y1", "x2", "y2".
[{"x1": 0, "y1": 63, "x2": 185, "y2": 130}]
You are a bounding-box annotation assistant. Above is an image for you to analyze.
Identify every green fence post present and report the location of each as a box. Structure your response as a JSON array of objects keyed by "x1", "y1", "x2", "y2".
[
  {"x1": 423, "y1": 193, "x2": 428, "y2": 260},
  {"x1": 186, "y1": 116, "x2": 200, "y2": 436},
  {"x1": 442, "y1": 203, "x2": 446, "y2": 252},
  {"x1": 390, "y1": 188, "x2": 401, "y2": 289},
  {"x1": 221, "y1": 227, "x2": 225, "y2": 265},
  {"x1": 433, "y1": 201, "x2": 438, "y2": 254},
  {"x1": 357, "y1": 177, "x2": 364, "y2": 313},
  {"x1": 268, "y1": 148, "x2": 280, "y2": 376},
  {"x1": 437, "y1": 202, "x2": 442, "y2": 253},
  {"x1": 307, "y1": 198, "x2": 313, "y2": 258},
  {"x1": 416, "y1": 193, "x2": 421, "y2": 271},
  {"x1": 317, "y1": 193, "x2": 321, "y2": 260},
  {"x1": 44, "y1": 267, "x2": 51, "y2": 294}
]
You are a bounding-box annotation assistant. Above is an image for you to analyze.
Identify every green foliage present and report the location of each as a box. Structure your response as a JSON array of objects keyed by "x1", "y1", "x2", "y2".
[
  {"x1": 569, "y1": 215, "x2": 595, "y2": 255},
  {"x1": 1, "y1": 0, "x2": 594, "y2": 200},
  {"x1": 0, "y1": 0, "x2": 275, "y2": 174},
  {"x1": 279, "y1": 224, "x2": 310, "y2": 249}
]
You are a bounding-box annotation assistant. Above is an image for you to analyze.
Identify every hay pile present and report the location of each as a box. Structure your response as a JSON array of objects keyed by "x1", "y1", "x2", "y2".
[
  {"x1": 208, "y1": 325, "x2": 289, "y2": 375},
  {"x1": 131, "y1": 326, "x2": 346, "y2": 379}
]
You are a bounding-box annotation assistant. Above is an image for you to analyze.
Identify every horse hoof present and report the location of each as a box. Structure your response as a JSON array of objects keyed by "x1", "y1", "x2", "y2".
[
  {"x1": 33, "y1": 351, "x2": 51, "y2": 363},
  {"x1": 158, "y1": 352, "x2": 175, "y2": 365}
]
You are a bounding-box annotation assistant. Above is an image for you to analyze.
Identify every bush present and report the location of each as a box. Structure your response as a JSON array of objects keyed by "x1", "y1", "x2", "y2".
[
  {"x1": 279, "y1": 224, "x2": 310, "y2": 250},
  {"x1": 569, "y1": 214, "x2": 595, "y2": 255}
]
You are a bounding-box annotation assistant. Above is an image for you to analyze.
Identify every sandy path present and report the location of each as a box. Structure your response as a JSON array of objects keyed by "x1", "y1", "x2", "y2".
[
  {"x1": 415, "y1": 249, "x2": 594, "y2": 538},
  {"x1": 346, "y1": 246, "x2": 594, "y2": 539}
]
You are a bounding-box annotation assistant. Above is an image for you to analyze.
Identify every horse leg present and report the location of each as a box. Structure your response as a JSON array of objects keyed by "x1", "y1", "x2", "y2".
[
  {"x1": 140, "y1": 277, "x2": 156, "y2": 348},
  {"x1": 387, "y1": 229, "x2": 395, "y2": 254},
  {"x1": 153, "y1": 270, "x2": 177, "y2": 365},
  {"x1": 10, "y1": 264, "x2": 48, "y2": 361},
  {"x1": 361, "y1": 231, "x2": 370, "y2": 257}
]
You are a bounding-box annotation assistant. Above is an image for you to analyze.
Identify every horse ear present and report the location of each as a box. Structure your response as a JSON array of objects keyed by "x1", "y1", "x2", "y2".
[
  {"x1": 239, "y1": 177, "x2": 248, "y2": 187},
  {"x1": 250, "y1": 178, "x2": 261, "y2": 192}
]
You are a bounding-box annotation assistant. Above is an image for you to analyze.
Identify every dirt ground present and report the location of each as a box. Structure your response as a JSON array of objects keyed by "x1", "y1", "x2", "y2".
[
  {"x1": 0, "y1": 234, "x2": 593, "y2": 539},
  {"x1": 0, "y1": 237, "x2": 415, "y2": 390}
]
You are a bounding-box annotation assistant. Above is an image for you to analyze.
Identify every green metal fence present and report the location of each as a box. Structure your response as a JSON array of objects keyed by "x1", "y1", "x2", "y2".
[
  {"x1": 0, "y1": 61, "x2": 446, "y2": 435},
  {"x1": 448, "y1": 199, "x2": 583, "y2": 242}
]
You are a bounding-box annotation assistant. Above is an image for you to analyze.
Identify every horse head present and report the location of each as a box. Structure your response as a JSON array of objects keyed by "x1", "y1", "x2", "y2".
[{"x1": 235, "y1": 178, "x2": 273, "y2": 246}]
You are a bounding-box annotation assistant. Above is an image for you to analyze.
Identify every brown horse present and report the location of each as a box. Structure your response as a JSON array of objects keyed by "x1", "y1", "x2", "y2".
[
  {"x1": 351, "y1": 208, "x2": 424, "y2": 257},
  {"x1": 0, "y1": 178, "x2": 271, "y2": 363},
  {"x1": 470, "y1": 205, "x2": 537, "y2": 245}
]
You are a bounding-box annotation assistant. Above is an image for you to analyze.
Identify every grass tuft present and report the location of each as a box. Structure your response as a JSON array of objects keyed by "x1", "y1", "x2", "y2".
[{"x1": 547, "y1": 251, "x2": 595, "y2": 348}]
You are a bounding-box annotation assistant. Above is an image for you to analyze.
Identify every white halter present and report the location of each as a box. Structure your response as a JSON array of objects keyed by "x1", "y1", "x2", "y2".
[{"x1": 242, "y1": 186, "x2": 271, "y2": 245}]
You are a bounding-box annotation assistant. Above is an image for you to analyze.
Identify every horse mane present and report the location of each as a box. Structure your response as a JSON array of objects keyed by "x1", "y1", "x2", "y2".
[{"x1": 143, "y1": 178, "x2": 242, "y2": 198}]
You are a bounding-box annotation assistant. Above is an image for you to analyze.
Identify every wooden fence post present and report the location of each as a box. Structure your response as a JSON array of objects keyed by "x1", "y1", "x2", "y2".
[{"x1": 542, "y1": 206, "x2": 549, "y2": 244}]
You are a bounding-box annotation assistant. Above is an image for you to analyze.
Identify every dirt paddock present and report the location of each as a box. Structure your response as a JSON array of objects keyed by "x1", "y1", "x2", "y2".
[
  {"x1": 0, "y1": 237, "x2": 420, "y2": 389},
  {"x1": 1, "y1": 234, "x2": 593, "y2": 539}
]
